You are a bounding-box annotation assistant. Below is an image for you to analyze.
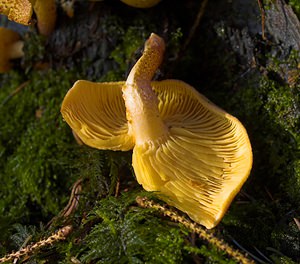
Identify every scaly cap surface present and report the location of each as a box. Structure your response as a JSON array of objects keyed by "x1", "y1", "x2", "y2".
[{"x1": 0, "y1": 0, "x2": 32, "y2": 25}]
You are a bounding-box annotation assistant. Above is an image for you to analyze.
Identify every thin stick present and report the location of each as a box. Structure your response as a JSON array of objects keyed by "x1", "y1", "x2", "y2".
[
  {"x1": 136, "y1": 196, "x2": 255, "y2": 264},
  {"x1": 60, "y1": 178, "x2": 83, "y2": 218},
  {"x1": 182, "y1": 0, "x2": 209, "y2": 52},
  {"x1": 0, "y1": 81, "x2": 30, "y2": 107},
  {"x1": 294, "y1": 218, "x2": 300, "y2": 231},
  {"x1": 115, "y1": 178, "x2": 120, "y2": 197},
  {"x1": 257, "y1": 0, "x2": 266, "y2": 40},
  {"x1": 46, "y1": 178, "x2": 83, "y2": 228},
  {"x1": 0, "y1": 226, "x2": 72, "y2": 263}
]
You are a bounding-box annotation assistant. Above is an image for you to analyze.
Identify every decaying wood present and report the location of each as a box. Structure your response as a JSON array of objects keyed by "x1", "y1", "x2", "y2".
[{"x1": 265, "y1": 0, "x2": 300, "y2": 50}]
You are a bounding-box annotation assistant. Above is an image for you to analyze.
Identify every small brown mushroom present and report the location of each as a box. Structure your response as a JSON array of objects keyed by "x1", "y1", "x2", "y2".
[{"x1": 0, "y1": 27, "x2": 24, "y2": 73}]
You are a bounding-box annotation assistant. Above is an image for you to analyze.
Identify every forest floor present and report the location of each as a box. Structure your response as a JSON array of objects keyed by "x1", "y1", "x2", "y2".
[{"x1": 0, "y1": 0, "x2": 299, "y2": 263}]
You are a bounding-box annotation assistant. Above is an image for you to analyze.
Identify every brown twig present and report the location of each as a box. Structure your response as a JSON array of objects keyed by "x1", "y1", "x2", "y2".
[
  {"x1": 0, "y1": 226, "x2": 72, "y2": 263},
  {"x1": 115, "y1": 178, "x2": 120, "y2": 197},
  {"x1": 294, "y1": 218, "x2": 300, "y2": 231},
  {"x1": 46, "y1": 178, "x2": 83, "y2": 228},
  {"x1": 257, "y1": 0, "x2": 267, "y2": 40},
  {"x1": 60, "y1": 178, "x2": 83, "y2": 218},
  {"x1": 182, "y1": 0, "x2": 209, "y2": 52},
  {"x1": 0, "y1": 81, "x2": 30, "y2": 107}
]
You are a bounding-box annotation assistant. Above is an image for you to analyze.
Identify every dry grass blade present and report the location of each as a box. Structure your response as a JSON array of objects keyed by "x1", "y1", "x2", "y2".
[
  {"x1": 182, "y1": 0, "x2": 209, "y2": 51},
  {"x1": 47, "y1": 178, "x2": 83, "y2": 228},
  {"x1": 0, "y1": 80, "x2": 30, "y2": 107},
  {"x1": 257, "y1": 0, "x2": 266, "y2": 40}
]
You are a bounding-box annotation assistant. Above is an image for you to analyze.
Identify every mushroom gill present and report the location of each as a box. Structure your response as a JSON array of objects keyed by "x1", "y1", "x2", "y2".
[{"x1": 61, "y1": 33, "x2": 252, "y2": 229}]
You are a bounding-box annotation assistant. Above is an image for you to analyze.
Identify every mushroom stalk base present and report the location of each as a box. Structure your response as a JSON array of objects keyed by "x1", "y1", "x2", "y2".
[
  {"x1": 123, "y1": 83, "x2": 168, "y2": 145},
  {"x1": 9, "y1": 41, "x2": 24, "y2": 59}
]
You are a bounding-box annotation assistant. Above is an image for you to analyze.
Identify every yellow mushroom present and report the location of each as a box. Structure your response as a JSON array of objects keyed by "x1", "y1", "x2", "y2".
[
  {"x1": 0, "y1": 0, "x2": 32, "y2": 25},
  {"x1": 0, "y1": 0, "x2": 56, "y2": 36},
  {"x1": 61, "y1": 33, "x2": 253, "y2": 229},
  {"x1": 0, "y1": 27, "x2": 24, "y2": 73},
  {"x1": 120, "y1": 0, "x2": 161, "y2": 8}
]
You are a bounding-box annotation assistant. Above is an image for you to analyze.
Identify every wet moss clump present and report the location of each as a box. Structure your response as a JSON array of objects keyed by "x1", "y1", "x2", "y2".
[
  {"x1": 80, "y1": 193, "x2": 185, "y2": 264},
  {"x1": 0, "y1": 68, "x2": 81, "y2": 248},
  {"x1": 288, "y1": 0, "x2": 300, "y2": 17}
]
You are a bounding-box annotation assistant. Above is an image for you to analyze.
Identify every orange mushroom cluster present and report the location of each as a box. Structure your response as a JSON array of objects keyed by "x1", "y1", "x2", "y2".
[{"x1": 61, "y1": 33, "x2": 253, "y2": 229}]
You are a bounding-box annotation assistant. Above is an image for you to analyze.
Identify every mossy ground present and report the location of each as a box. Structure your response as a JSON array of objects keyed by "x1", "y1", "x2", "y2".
[{"x1": 0, "y1": 1, "x2": 299, "y2": 263}]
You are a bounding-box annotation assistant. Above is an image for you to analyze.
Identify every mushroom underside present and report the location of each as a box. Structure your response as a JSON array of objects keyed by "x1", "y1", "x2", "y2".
[
  {"x1": 61, "y1": 79, "x2": 252, "y2": 228},
  {"x1": 61, "y1": 80, "x2": 134, "y2": 151},
  {"x1": 134, "y1": 80, "x2": 252, "y2": 228}
]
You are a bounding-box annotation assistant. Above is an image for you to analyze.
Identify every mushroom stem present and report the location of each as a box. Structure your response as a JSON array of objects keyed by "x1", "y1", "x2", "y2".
[
  {"x1": 9, "y1": 40, "x2": 24, "y2": 59},
  {"x1": 32, "y1": 0, "x2": 57, "y2": 36},
  {"x1": 122, "y1": 33, "x2": 168, "y2": 145}
]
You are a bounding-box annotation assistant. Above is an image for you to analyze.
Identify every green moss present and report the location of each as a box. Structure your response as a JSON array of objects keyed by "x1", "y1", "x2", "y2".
[
  {"x1": 1, "y1": 1, "x2": 299, "y2": 263},
  {"x1": 289, "y1": 0, "x2": 300, "y2": 17},
  {"x1": 0, "y1": 68, "x2": 83, "y2": 250},
  {"x1": 184, "y1": 245, "x2": 237, "y2": 264},
  {"x1": 52, "y1": 192, "x2": 237, "y2": 264},
  {"x1": 110, "y1": 27, "x2": 144, "y2": 73},
  {"x1": 80, "y1": 193, "x2": 183, "y2": 264},
  {"x1": 109, "y1": 20, "x2": 155, "y2": 80},
  {"x1": 22, "y1": 32, "x2": 46, "y2": 73}
]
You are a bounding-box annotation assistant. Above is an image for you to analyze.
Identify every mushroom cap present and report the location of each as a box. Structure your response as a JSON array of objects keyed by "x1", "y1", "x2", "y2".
[
  {"x1": 0, "y1": 0, "x2": 32, "y2": 25},
  {"x1": 133, "y1": 80, "x2": 252, "y2": 228},
  {"x1": 0, "y1": 27, "x2": 22, "y2": 72},
  {"x1": 120, "y1": 0, "x2": 161, "y2": 8},
  {"x1": 61, "y1": 78, "x2": 252, "y2": 229},
  {"x1": 61, "y1": 80, "x2": 134, "y2": 151}
]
